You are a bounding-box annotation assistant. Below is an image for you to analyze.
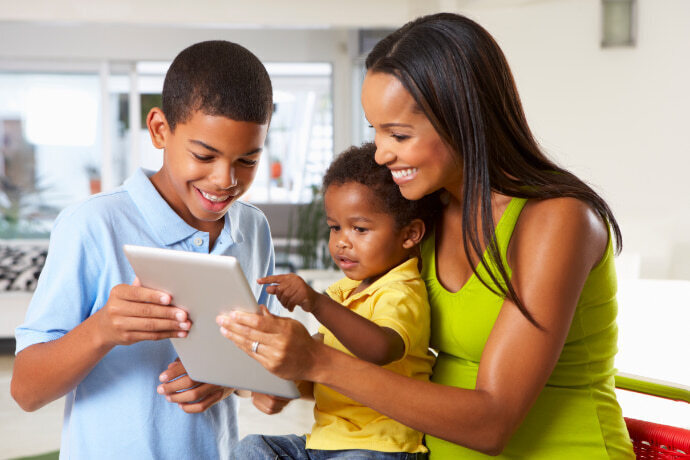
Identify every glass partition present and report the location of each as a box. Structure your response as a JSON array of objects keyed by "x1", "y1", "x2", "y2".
[
  {"x1": 111, "y1": 61, "x2": 334, "y2": 204},
  {"x1": 0, "y1": 72, "x2": 101, "y2": 238},
  {"x1": 0, "y1": 61, "x2": 334, "y2": 239}
]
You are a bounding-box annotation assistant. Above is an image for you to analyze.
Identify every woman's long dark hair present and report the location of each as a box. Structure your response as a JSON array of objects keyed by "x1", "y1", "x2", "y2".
[{"x1": 366, "y1": 13, "x2": 622, "y2": 328}]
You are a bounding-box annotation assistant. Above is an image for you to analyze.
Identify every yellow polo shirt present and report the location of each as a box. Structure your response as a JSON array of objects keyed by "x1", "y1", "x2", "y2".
[{"x1": 305, "y1": 257, "x2": 434, "y2": 453}]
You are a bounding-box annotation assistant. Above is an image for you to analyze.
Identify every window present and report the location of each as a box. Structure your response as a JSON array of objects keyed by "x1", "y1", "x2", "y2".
[
  {"x1": 0, "y1": 72, "x2": 101, "y2": 238},
  {"x1": 0, "y1": 61, "x2": 334, "y2": 239},
  {"x1": 111, "y1": 61, "x2": 334, "y2": 204},
  {"x1": 601, "y1": 0, "x2": 637, "y2": 48},
  {"x1": 247, "y1": 63, "x2": 333, "y2": 203},
  {"x1": 352, "y1": 61, "x2": 375, "y2": 146}
]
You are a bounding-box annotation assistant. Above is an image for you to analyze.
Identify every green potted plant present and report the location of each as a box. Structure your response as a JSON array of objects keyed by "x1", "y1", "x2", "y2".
[
  {"x1": 0, "y1": 177, "x2": 55, "y2": 239},
  {"x1": 286, "y1": 186, "x2": 334, "y2": 270}
]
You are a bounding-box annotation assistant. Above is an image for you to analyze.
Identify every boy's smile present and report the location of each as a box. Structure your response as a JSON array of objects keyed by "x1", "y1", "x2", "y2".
[
  {"x1": 325, "y1": 182, "x2": 414, "y2": 287},
  {"x1": 148, "y1": 108, "x2": 268, "y2": 244}
]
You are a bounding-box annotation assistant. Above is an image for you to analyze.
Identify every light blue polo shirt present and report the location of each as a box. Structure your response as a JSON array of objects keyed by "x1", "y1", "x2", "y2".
[{"x1": 15, "y1": 168, "x2": 279, "y2": 460}]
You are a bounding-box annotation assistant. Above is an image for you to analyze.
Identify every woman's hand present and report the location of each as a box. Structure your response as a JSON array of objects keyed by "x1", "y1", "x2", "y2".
[
  {"x1": 216, "y1": 305, "x2": 322, "y2": 381},
  {"x1": 157, "y1": 358, "x2": 234, "y2": 413}
]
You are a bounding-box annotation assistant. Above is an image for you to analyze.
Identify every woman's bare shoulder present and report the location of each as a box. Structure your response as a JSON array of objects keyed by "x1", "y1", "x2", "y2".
[
  {"x1": 523, "y1": 197, "x2": 605, "y2": 234},
  {"x1": 512, "y1": 197, "x2": 608, "y2": 268}
]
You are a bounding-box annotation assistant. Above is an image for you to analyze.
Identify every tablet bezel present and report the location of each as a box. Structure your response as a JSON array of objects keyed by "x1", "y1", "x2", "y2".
[{"x1": 123, "y1": 244, "x2": 299, "y2": 398}]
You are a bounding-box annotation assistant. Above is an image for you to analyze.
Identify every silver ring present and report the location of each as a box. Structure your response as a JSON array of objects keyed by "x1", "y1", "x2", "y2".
[{"x1": 250, "y1": 341, "x2": 260, "y2": 353}]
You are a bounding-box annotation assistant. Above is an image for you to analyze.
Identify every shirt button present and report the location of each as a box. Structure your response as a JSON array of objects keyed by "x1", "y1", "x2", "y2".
[{"x1": 194, "y1": 237, "x2": 203, "y2": 247}]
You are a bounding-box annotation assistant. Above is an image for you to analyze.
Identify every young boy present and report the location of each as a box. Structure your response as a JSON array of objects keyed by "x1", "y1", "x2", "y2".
[
  {"x1": 227, "y1": 143, "x2": 438, "y2": 459},
  {"x1": 11, "y1": 40, "x2": 279, "y2": 459}
]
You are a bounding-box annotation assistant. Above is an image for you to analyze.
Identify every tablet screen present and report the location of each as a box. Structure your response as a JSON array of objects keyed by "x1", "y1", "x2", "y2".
[{"x1": 123, "y1": 244, "x2": 299, "y2": 398}]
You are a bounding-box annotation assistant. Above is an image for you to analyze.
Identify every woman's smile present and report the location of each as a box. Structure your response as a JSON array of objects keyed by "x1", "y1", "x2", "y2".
[{"x1": 390, "y1": 167, "x2": 419, "y2": 185}]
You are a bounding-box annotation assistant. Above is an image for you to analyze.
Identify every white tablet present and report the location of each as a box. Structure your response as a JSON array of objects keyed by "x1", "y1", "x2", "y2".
[{"x1": 123, "y1": 244, "x2": 299, "y2": 399}]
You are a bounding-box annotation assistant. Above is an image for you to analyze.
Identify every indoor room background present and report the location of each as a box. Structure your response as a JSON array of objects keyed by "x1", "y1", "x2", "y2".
[{"x1": 0, "y1": 0, "x2": 688, "y2": 458}]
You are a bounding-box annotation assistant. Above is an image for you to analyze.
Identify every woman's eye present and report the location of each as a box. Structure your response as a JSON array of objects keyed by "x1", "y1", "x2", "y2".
[{"x1": 391, "y1": 134, "x2": 409, "y2": 141}]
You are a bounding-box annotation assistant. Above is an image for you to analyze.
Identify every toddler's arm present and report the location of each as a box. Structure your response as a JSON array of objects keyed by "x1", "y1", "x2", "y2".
[
  {"x1": 258, "y1": 274, "x2": 404, "y2": 366},
  {"x1": 11, "y1": 279, "x2": 191, "y2": 412}
]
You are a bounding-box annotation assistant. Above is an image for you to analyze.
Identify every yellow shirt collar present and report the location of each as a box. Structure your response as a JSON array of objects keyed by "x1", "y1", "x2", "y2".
[{"x1": 326, "y1": 257, "x2": 420, "y2": 306}]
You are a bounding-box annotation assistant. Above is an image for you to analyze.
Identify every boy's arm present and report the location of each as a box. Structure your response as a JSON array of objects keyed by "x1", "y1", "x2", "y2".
[
  {"x1": 258, "y1": 274, "x2": 404, "y2": 366},
  {"x1": 11, "y1": 281, "x2": 190, "y2": 412},
  {"x1": 157, "y1": 358, "x2": 234, "y2": 413}
]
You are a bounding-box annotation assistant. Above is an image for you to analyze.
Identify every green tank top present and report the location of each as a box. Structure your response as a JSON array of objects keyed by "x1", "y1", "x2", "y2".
[{"x1": 421, "y1": 198, "x2": 634, "y2": 459}]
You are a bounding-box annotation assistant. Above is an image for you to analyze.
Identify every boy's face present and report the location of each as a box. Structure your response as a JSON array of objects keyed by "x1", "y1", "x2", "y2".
[
  {"x1": 325, "y1": 182, "x2": 416, "y2": 285},
  {"x1": 148, "y1": 109, "x2": 268, "y2": 235}
]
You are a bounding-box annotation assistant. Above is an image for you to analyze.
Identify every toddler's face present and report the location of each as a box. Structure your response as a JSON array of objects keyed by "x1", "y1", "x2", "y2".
[
  {"x1": 325, "y1": 182, "x2": 412, "y2": 285},
  {"x1": 150, "y1": 110, "x2": 267, "y2": 234}
]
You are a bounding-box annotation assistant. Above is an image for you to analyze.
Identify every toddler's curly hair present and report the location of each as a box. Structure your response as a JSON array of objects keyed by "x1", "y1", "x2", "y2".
[{"x1": 322, "y1": 142, "x2": 440, "y2": 231}]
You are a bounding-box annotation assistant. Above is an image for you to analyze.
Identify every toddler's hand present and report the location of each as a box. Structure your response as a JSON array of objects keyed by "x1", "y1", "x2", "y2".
[{"x1": 257, "y1": 274, "x2": 319, "y2": 313}]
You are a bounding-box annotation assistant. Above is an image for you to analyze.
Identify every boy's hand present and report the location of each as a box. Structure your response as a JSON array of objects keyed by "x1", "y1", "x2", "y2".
[
  {"x1": 250, "y1": 391, "x2": 293, "y2": 415},
  {"x1": 94, "y1": 277, "x2": 191, "y2": 348},
  {"x1": 257, "y1": 274, "x2": 319, "y2": 313},
  {"x1": 157, "y1": 359, "x2": 234, "y2": 413}
]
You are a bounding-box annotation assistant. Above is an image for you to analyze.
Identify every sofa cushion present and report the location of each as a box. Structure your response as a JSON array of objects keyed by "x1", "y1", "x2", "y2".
[{"x1": 0, "y1": 244, "x2": 47, "y2": 291}]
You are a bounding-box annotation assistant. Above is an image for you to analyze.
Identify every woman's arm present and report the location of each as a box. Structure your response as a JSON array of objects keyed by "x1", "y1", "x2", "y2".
[{"x1": 223, "y1": 198, "x2": 607, "y2": 454}]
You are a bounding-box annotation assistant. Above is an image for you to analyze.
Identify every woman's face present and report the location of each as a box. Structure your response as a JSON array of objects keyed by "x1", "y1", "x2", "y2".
[{"x1": 361, "y1": 71, "x2": 460, "y2": 201}]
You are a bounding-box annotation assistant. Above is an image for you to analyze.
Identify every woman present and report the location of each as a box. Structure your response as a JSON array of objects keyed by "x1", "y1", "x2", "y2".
[{"x1": 220, "y1": 13, "x2": 635, "y2": 459}]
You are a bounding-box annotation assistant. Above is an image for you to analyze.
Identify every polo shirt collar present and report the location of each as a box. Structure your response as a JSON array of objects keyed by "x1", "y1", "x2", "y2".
[
  {"x1": 327, "y1": 257, "x2": 420, "y2": 306},
  {"x1": 222, "y1": 200, "x2": 246, "y2": 247},
  {"x1": 124, "y1": 168, "x2": 239, "y2": 247}
]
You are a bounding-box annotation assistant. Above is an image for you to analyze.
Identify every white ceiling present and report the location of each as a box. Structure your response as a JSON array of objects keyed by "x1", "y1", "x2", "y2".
[{"x1": 0, "y1": 0, "x2": 553, "y2": 28}]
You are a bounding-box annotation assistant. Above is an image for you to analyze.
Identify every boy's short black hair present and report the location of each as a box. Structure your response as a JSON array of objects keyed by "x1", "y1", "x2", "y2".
[
  {"x1": 162, "y1": 40, "x2": 273, "y2": 131},
  {"x1": 322, "y1": 142, "x2": 440, "y2": 230}
]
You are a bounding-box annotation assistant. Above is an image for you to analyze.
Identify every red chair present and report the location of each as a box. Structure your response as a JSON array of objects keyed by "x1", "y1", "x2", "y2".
[{"x1": 616, "y1": 373, "x2": 690, "y2": 459}]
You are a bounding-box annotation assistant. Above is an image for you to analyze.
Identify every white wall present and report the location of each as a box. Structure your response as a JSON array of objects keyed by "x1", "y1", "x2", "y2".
[
  {"x1": 0, "y1": 0, "x2": 688, "y2": 279},
  {"x1": 467, "y1": 0, "x2": 690, "y2": 279},
  {"x1": 0, "y1": 0, "x2": 417, "y2": 28},
  {"x1": 0, "y1": 23, "x2": 354, "y2": 158}
]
